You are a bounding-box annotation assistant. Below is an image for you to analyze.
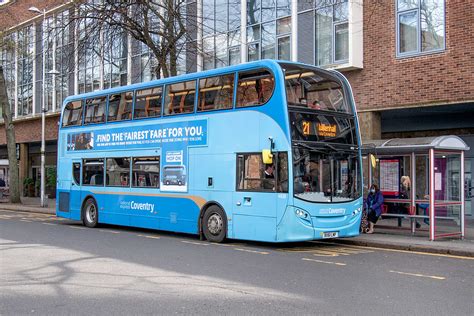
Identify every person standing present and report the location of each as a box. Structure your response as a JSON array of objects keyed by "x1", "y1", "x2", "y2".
[{"x1": 365, "y1": 184, "x2": 384, "y2": 234}]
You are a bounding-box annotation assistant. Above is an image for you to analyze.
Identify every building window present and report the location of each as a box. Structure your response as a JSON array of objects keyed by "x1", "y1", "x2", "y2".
[
  {"x1": 104, "y1": 28, "x2": 128, "y2": 89},
  {"x1": 55, "y1": 9, "x2": 72, "y2": 110},
  {"x1": 247, "y1": 0, "x2": 291, "y2": 62},
  {"x1": 397, "y1": 0, "x2": 445, "y2": 56},
  {"x1": 203, "y1": 0, "x2": 242, "y2": 70},
  {"x1": 315, "y1": 0, "x2": 349, "y2": 66},
  {"x1": 77, "y1": 10, "x2": 101, "y2": 94},
  {"x1": 17, "y1": 25, "x2": 34, "y2": 116}
]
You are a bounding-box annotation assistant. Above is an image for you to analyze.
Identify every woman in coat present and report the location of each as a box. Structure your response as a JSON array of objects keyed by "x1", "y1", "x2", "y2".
[{"x1": 365, "y1": 184, "x2": 384, "y2": 234}]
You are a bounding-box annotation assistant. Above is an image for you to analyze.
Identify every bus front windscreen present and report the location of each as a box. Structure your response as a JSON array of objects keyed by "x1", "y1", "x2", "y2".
[
  {"x1": 282, "y1": 64, "x2": 352, "y2": 114},
  {"x1": 293, "y1": 147, "x2": 360, "y2": 203}
]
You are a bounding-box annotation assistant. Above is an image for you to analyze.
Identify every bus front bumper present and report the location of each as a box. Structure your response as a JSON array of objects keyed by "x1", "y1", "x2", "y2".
[{"x1": 276, "y1": 206, "x2": 362, "y2": 242}]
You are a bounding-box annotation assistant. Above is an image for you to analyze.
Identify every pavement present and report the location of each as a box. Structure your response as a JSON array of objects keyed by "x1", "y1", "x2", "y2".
[{"x1": 1, "y1": 197, "x2": 473, "y2": 257}]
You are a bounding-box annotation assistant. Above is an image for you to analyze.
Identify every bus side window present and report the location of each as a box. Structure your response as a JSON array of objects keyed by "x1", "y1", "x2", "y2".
[
  {"x1": 82, "y1": 159, "x2": 104, "y2": 186},
  {"x1": 164, "y1": 80, "x2": 196, "y2": 116},
  {"x1": 132, "y1": 157, "x2": 160, "y2": 188},
  {"x1": 237, "y1": 153, "x2": 288, "y2": 192},
  {"x1": 84, "y1": 96, "x2": 107, "y2": 125},
  {"x1": 198, "y1": 74, "x2": 234, "y2": 111},
  {"x1": 106, "y1": 158, "x2": 131, "y2": 187},
  {"x1": 236, "y1": 69, "x2": 274, "y2": 107},
  {"x1": 108, "y1": 92, "x2": 133, "y2": 122},
  {"x1": 73, "y1": 163, "x2": 81, "y2": 185},
  {"x1": 134, "y1": 87, "x2": 162, "y2": 119},
  {"x1": 62, "y1": 100, "x2": 83, "y2": 127}
]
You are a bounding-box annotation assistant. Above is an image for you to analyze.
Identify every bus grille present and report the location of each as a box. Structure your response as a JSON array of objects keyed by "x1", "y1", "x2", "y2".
[{"x1": 59, "y1": 192, "x2": 70, "y2": 212}]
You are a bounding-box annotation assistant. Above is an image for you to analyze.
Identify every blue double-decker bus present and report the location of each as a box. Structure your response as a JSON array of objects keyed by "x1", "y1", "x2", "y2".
[{"x1": 56, "y1": 60, "x2": 363, "y2": 243}]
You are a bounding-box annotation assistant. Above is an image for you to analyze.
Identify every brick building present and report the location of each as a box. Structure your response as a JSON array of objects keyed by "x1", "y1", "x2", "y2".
[{"x1": 0, "y1": 0, "x2": 473, "y2": 214}]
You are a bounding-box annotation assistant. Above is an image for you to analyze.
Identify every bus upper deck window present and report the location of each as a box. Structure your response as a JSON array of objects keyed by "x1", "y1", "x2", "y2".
[
  {"x1": 134, "y1": 87, "x2": 162, "y2": 119},
  {"x1": 62, "y1": 100, "x2": 83, "y2": 127},
  {"x1": 84, "y1": 96, "x2": 107, "y2": 125},
  {"x1": 164, "y1": 80, "x2": 196, "y2": 116},
  {"x1": 108, "y1": 92, "x2": 133, "y2": 122},
  {"x1": 198, "y1": 74, "x2": 235, "y2": 112},
  {"x1": 237, "y1": 69, "x2": 274, "y2": 107}
]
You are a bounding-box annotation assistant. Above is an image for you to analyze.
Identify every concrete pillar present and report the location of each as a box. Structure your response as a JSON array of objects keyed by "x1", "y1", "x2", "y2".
[
  {"x1": 358, "y1": 111, "x2": 381, "y2": 141},
  {"x1": 19, "y1": 143, "x2": 29, "y2": 196}
]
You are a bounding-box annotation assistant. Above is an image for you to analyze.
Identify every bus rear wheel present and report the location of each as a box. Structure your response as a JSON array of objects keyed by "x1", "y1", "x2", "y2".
[
  {"x1": 82, "y1": 198, "x2": 98, "y2": 228},
  {"x1": 202, "y1": 205, "x2": 227, "y2": 243}
]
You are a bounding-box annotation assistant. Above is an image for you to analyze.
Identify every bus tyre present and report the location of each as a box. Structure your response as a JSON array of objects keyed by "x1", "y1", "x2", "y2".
[
  {"x1": 202, "y1": 205, "x2": 227, "y2": 243},
  {"x1": 82, "y1": 198, "x2": 98, "y2": 228}
]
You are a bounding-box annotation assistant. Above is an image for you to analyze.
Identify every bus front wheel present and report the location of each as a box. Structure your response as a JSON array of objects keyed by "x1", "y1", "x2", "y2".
[
  {"x1": 82, "y1": 198, "x2": 98, "y2": 228},
  {"x1": 202, "y1": 205, "x2": 227, "y2": 243}
]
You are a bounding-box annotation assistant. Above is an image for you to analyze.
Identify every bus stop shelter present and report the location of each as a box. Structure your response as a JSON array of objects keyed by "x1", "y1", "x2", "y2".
[{"x1": 362, "y1": 136, "x2": 469, "y2": 241}]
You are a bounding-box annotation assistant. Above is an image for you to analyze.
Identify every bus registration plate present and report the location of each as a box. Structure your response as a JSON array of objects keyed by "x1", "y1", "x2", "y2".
[{"x1": 321, "y1": 231, "x2": 338, "y2": 239}]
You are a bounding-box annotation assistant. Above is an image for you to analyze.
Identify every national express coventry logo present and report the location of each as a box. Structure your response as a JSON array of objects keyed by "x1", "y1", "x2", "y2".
[{"x1": 120, "y1": 201, "x2": 157, "y2": 214}]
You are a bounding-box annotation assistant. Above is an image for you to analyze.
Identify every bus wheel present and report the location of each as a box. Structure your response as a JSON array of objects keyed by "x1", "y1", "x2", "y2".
[
  {"x1": 82, "y1": 198, "x2": 98, "y2": 228},
  {"x1": 202, "y1": 205, "x2": 226, "y2": 243}
]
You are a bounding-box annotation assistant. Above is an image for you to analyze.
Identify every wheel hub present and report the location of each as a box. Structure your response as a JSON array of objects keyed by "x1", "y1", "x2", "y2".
[
  {"x1": 86, "y1": 204, "x2": 96, "y2": 223},
  {"x1": 207, "y1": 213, "x2": 223, "y2": 235}
]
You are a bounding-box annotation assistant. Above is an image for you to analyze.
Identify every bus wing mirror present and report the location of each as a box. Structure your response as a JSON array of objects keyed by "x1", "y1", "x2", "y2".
[{"x1": 262, "y1": 149, "x2": 273, "y2": 164}]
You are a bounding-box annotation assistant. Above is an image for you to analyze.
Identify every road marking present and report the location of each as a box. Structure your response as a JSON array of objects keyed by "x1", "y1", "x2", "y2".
[
  {"x1": 99, "y1": 229, "x2": 120, "y2": 234},
  {"x1": 279, "y1": 245, "x2": 373, "y2": 257},
  {"x1": 181, "y1": 240, "x2": 209, "y2": 246},
  {"x1": 389, "y1": 270, "x2": 445, "y2": 280},
  {"x1": 209, "y1": 243, "x2": 234, "y2": 247},
  {"x1": 311, "y1": 241, "x2": 474, "y2": 261},
  {"x1": 20, "y1": 220, "x2": 32, "y2": 223},
  {"x1": 42, "y1": 222, "x2": 57, "y2": 226},
  {"x1": 137, "y1": 234, "x2": 161, "y2": 239},
  {"x1": 302, "y1": 258, "x2": 346, "y2": 266},
  {"x1": 234, "y1": 248, "x2": 269, "y2": 255},
  {"x1": 353, "y1": 245, "x2": 474, "y2": 260},
  {"x1": 70, "y1": 226, "x2": 87, "y2": 230}
]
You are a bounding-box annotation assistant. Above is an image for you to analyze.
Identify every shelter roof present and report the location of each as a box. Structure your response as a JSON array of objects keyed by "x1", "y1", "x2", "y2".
[{"x1": 362, "y1": 136, "x2": 469, "y2": 154}]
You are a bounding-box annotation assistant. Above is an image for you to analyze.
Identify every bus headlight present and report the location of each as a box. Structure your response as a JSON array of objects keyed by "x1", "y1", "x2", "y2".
[
  {"x1": 295, "y1": 209, "x2": 310, "y2": 219},
  {"x1": 352, "y1": 207, "x2": 362, "y2": 217}
]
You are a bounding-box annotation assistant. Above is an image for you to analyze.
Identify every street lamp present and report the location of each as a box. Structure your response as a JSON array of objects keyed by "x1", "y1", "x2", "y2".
[{"x1": 29, "y1": 6, "x2": 58, "y2": 207}]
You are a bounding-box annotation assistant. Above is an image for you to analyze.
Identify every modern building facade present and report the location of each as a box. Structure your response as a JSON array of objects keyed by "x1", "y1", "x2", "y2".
[{"x1": 0, "y1": 0, "x2": 473, "y2": 214}]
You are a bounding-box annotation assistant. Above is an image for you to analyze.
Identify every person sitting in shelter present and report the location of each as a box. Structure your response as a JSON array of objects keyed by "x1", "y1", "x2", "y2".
[{"x1": 365, "y1": 184, "x2": 384, "y2": 234}]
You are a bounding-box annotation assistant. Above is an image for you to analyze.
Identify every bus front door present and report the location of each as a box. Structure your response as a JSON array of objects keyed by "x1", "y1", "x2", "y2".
[
  {"x1": 70, "y1": 160, "x2": 83, "y2": 219},
  {"x1": 232, "y1": 191, "x2": 277, "y2": 242}
]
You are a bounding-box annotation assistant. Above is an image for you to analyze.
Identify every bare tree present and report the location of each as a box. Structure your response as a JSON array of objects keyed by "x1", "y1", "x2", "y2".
[
  {"x1": 74, "y1": 0, "x2": 198, "y2": 79},
  {"x1": 0, "y1": 59, "x2": 21, "y2": 203}
]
